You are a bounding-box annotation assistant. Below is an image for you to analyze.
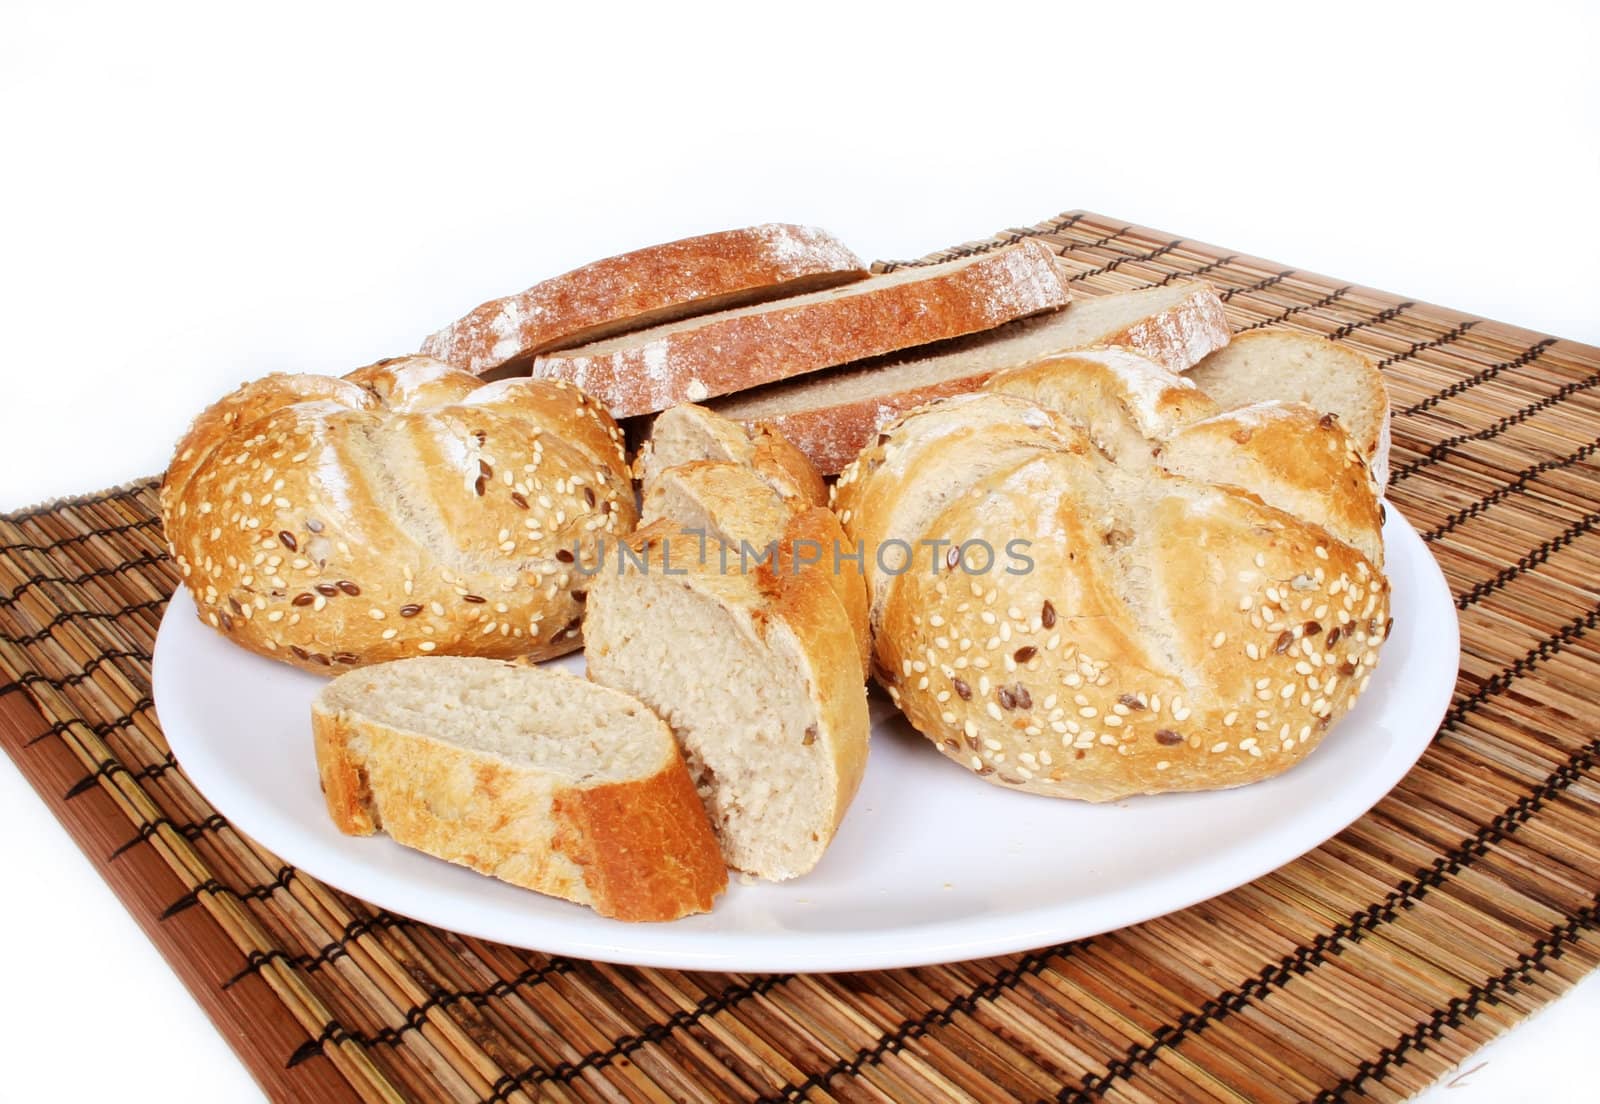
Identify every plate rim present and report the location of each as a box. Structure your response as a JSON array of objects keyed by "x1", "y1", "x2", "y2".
[{"x1": 153, "y1": 506, "x2": 1459, "y2": 972}]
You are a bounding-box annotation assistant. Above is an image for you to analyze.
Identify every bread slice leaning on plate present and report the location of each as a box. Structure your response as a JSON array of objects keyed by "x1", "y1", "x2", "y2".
[{"x1": 312, "y1": 656, "x2": 727, "y2": 921}]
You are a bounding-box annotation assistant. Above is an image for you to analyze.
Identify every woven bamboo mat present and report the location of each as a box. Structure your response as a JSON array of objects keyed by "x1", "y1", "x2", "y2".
[{"x1": 2, "y1": 211, "x2": 1598, "y2": 1103}]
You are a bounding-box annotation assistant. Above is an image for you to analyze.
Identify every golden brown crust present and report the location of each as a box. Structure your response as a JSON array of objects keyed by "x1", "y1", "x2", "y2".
[
  {"x1": 420, "y1": 224, "x2": 868, "y2": 375},
  {"x1": 535, "y1": 241, "x2": 1072, "y2": 419},
  {"x1": 159, "y1": 356, "x2": 638, "y2": 673},
  {"x1": 311, "y1": 664, "x2": 726, "y2": 922},
  {"x1": 552, "y1": 762, "x2": 728, "y2": 922}
]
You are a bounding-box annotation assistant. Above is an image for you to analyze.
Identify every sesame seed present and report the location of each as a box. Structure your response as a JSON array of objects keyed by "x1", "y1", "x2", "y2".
[
  {"x1": 1211, "y1": 741, "x2": 1229, "y2": 753},
  {"x1": 419, "y1": 641, "x2": 436, "y2": 651},
  {"x1": 1211, "y1": 631, "x2": 1226, "y2": 648}
]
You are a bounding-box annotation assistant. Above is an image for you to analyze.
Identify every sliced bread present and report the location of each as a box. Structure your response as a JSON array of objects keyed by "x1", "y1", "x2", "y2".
[
  {"x1": 312, "y1": 656, "x2": 726, "y2": 921},
  {"x1": 641, "y1": 460, "x2": 870, "y2": 673},
  {"x1": 711, "y1": 280, "x2": 1230, "y2": 473},
  {"x1": 420, "y1": 224, "x2": 867, "y2": 377},
  {"x1": 1184, "y1": 329, "x2": 1391, "y2": 488},
  {"x1": 635, "y1": 402, "x2": 827, "y2": 506},
  {"x1": 584, "y1": 522, "x2": 870, "y2": 881},
  {"x1": 532, "y1": 241, "x2": 1072, "y2": 420}
]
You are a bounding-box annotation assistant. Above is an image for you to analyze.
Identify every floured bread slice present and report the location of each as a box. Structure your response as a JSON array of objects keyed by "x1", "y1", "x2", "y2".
[
  {"x1": 533, "y1": 241, "x2": 1071, "y2": 419},
  {"x1": 313, "y1": 656, "x2": 726, "y2": 921},
  {"x1": 420, "y1": 224, "x2": 868, "y2": 377},
  {"x1": 1185, "y1": 329, "x2": 1391, "y2": 488},
  {"x1": 635, "y1": 403, "x2": 826, "y2": 506},
  {"x1": 642, "y1": 461, "x2": 869, "y2": 672},
  {"x1": 584, "y1": 523, "x2": 870, "y2": 880},
  {"x1": 713, "y1": 280, "x2": 1229, "y2": 473}
]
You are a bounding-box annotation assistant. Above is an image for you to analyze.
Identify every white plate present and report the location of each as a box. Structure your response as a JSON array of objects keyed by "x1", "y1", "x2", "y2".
[{"x1": 153, "y1": 507, "x2": 1458, "y2": 972}]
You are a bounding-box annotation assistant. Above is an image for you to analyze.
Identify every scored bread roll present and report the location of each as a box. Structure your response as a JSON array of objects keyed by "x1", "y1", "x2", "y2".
[
  {"x1": 835, "y1": 349, "x2": 1390, "y2": 801},
  {"x1": 313, "y1": 657, "x2": 726, "y2": 921},
  {"x1": 584, "y1": 522, "x2": 869, "y2": 880},
  {"x1": 159, "y1": 356, "x2": 637, "y2": 673},
  {"x1": 420, "y1": 224, "x2": 868, "y2": 377}
]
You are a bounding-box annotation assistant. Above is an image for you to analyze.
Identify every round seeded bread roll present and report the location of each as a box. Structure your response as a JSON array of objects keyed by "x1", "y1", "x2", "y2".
[
  {"x1": 832, "y1": 348, "x2": 1391, "y2": 801},
  {"x1": 159, "y1": 356, "x2": 637, "y2": 672}
]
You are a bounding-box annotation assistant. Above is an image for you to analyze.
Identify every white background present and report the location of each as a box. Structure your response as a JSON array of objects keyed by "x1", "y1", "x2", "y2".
[{"x1": 1, "y1": 2, "x2": 1596, "y2": 1100}]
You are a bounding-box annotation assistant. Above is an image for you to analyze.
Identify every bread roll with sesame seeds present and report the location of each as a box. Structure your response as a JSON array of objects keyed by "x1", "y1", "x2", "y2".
[
  {"x1": 841, "y1": 350, "x2": 1391, "y2": 801},
  {"x1": 159, "y1": 356, "x2": 638, "y2": 674},
  {"x1": 312, "y1": 656, "x2": 726, "y2": 921},
  {"x1": 583, "y1": 522, "x2": 870, "y2": 881}
]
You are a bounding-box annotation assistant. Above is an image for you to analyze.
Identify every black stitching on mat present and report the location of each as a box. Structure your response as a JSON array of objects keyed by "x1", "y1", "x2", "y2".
[
  {"x1": 1398, "y1": 338, "x2": 1558, "y2": 418},
  {"x1": 5, "y1": 597, "x2": 170, "y2": 646},
  {"x1": 24, "y1": 697, "x2": 153, "y2": 746},
  {"x1": 0, "y1": 553, "x2": 169, "y2": 607},
  {"x1": 1219, "y1": 270, "x2": 1294, "y2": 303},
  {"x1": 483, "y1": 972, "x2": 792, "y2": 1100},
  {"x1": 286, "y1": 957, "x2": 577, "y2": 1071},
  {"x1": 1237, "y1": 287, "x2": 1354, "y2": 332},
  {"x1": 0, "y1": 650, "x2": 152, "y2": 700},
  {"x1": 1066, "y1": 240, "x2": 1184, "y2": 283},
  {"x1": 4, "y1": 482, "x2": 158, "y2": 523},
  {"x1": 1437, "y1": 603, "x2": 1600, "y2": 737},
  {"x1": 1056, "y1": 735, "x2": 1600, "y2": 1102},
  {"x1": 1454, "y1": 510, "x2": 1600, "y2": 610},
  {"x1": 0, "y1": 516, "x2": 163, "y2": 557},
  {"x1": 161, "y1": 878, "x2": 226, "y2": 918},
  {"x1": 1312, "y1": 896, "x2": 1600, "y2": 1103},
  {"x1": 756, "y1": 952, "x2": 1064, "y2": 1103},
  {"x1": 1422, "y1": 435, "x2": 1600, "y2": 541},
  {"x1": 1326, "y1": 301, "x2": 1415, "y2": 342},
  {"x1": 1377, "y1": 319, "x2": 1479, "y2": 369},
  {"x1": 1153, "y1": 254, "x2": 1238, "y2": 287},
  {"x1": 1390, "y1": 370, "x2": 1600, "y2": 483}
]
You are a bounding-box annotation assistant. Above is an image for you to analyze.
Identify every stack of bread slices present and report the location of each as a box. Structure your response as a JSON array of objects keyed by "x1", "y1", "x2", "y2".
[{"x1": 167, "y1": 221, "x2": 1393, "y2": 923}]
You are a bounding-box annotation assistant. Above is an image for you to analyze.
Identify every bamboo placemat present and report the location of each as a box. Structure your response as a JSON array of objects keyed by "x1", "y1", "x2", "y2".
[{"x1": 3, "y1": 210, "x2": 1598, "y2": 1103}]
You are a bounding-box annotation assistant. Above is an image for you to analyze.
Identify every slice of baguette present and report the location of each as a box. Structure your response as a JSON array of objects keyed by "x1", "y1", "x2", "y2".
[
  {"x1": 641, "y1": 460, "x2": 870, "y2": 673},
  {"x1": 711, "y1": 280, "x2": 1229, "y2": 473},
  {"x1": 584, "y1": 522, "x2": 870, "y2": 881},
  {"x1": 1184, "y1": 329, "x2": 1391, "y2": 488},
  {"x1": 312, "y1": 656, "x2": 727, "y2": 921},
  {"x1": 421, "y1": 224, "x2": 868, "y2": 377},
  {"x1": 533, "y1": 241, "x2": 1072, "y2": 420},
  {"x1": 635, "y1": 402, "x2": 827, "y2": 506}
]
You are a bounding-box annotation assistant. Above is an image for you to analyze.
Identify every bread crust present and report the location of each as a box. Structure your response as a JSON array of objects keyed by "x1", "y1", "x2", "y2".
[
  {"x1": 159, "y1": 356, "x2": 638, "y2": 673},
  {"x1": 420, "y1": 224, "x2": 868, "y2": 376},
  {"x1": 311, "y1": 663, "x2": 726, "y2": 921},
  {"x1": 635, "y1": 403, "x2": 827, "y2": 506},
  {"x1": 717, "y1": 281, "x2": 1229, "y2": 474},
  {"x1": 587, "y1": 522, "x2": 870, "y2": 879},
  {"x1": 534, "y1": 241, "x2": 1072, "y2": 419}
]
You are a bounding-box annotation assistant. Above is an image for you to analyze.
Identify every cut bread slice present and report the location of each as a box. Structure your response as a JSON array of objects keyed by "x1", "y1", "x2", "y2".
[
  {"x1": 1185, "y1": 329, "x2": 1391, "y2": 488},
  {"x1": 712, "y1": 280, "x2": 1229, "y2": 473},
  {"x1": 312, "y1": 656, "x2": 727, "y2": 921},
  {"x1": 533, "y1": 241, "x2": 1072, "y2": 420},
  {"x1": 635, "y1": 402, "x2": 826, "y2": 506},
  {"x1": 420, "y1": 224, "x2": 867, "y2": 377},
  {"x1": 641, "y1": 461, "x2": 870, "y2": 673},
  {"x1": 584, "y1": 522, "x2": 870, "y2": 881}
]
